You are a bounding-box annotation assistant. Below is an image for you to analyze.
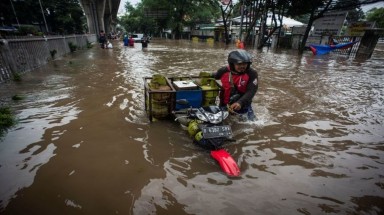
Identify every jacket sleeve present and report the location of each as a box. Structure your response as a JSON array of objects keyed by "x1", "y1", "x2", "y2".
[
  {"x1": 237, "y1": 68, "x2": 258, "y2": 107},
  {"x1": 213, "y1": 67, "x2": 227, "y2": 79}
]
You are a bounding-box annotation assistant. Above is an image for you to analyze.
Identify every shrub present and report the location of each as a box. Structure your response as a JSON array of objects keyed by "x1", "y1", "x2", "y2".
[
  {"x1": 68, "y1": 42, "x2": 77, "y2": 52},
  {"x1": 12, "y1": 95, "x2": 23, "y2": 101},
  {"x1": 17, "y1": 25, "x2": 39, "y2": 35},
  {"x1": 13, "y1": 73, "x2": 22, "y2": 82},
  {"x1": 86, "y1": 39, "x2": 93, "y2": 49},
  {"x1": 0, "y1": 106, "x2": 16, "y2": 138}
]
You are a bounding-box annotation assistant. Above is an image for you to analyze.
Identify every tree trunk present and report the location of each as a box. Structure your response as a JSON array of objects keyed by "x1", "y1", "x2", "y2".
[
  {"x1": 220, "y1": 4, "x2": 232, "y2": 45},
  {"x1": 298, "y1": 9, "x2": 315, "y2": 55}
]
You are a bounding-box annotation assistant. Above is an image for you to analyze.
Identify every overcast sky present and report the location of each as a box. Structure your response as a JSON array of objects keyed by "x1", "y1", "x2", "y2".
[
  {"x1": 362, "y1": 2, "x2": 384, "y2": 12},
  {"x1": 118, "y1": 0, "x2": 383, "y2": 15},
  {"x1": 118, "y1": 0, "x2": 139, "y2": 14}
]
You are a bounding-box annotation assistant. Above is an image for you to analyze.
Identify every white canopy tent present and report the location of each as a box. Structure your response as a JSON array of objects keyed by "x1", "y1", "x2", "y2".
[
  {"x1": 266, "y1": 16, "x2": 305, "y2": 27},
  {"x1": 231, "y1": 14, "x2": 305, "y2": 27}
]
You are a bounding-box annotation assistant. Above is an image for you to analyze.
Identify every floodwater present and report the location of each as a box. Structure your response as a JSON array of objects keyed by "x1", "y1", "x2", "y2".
[{"x1": 0, "y1": 39, "x2": 383, "y2": 215}]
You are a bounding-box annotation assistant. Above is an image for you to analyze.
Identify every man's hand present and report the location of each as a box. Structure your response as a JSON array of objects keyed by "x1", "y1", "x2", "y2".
[{"x1": 230, "y1": 102, "x2": 242, "y2": 111}]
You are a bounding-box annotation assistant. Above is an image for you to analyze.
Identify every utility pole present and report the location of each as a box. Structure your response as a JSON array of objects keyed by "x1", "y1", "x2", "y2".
[
  {"x1": 239, "y1": 2, "x2": 244, "y2": 41},
  {"x1": 38, "y1": 0, "x2": 49, "y2": 33},
  {"x1": 9, "y1": 0, "x2": 20, "y2": 28}
]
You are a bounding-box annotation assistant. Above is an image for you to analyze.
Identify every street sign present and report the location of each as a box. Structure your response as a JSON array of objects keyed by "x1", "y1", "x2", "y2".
[
  {"x1": 313, "y1": 11, "x2": 348, "y2": 36},
  {"x1": 347, "y1": 22, "x2": 375, "y2": 36}
]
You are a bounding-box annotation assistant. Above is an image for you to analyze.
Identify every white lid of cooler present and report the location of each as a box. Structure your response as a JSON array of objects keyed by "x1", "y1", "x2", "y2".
[{"x1": 173, "y1": 81, "x2": 197, "y2": 89}]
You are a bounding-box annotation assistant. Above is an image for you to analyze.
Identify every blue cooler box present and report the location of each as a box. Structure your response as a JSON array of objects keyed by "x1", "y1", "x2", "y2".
[{"x1": 173, "y1": 81, "x2": 203, "y2": 110}]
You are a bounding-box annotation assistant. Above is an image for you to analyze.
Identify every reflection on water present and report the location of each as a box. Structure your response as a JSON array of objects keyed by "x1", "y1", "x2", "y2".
[{"x1": 0, "y1": 40, "x2": 383, "y2": 214}]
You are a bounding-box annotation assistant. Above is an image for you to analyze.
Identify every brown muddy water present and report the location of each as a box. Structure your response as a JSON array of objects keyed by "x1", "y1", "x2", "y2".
[{"x1": 0, "y1": 39, "x2": 383, "y2": 215}]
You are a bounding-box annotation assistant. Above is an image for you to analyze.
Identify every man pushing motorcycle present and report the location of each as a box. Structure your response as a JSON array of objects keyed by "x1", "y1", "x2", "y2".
[{"x1": 213, "y1": 49, "x2": 258, "y2": 121}]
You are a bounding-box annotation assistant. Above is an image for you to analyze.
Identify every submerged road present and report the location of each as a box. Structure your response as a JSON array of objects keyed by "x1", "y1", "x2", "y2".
[{"x1": 0, "y1": 39, "x2": 384, "y2": 214}]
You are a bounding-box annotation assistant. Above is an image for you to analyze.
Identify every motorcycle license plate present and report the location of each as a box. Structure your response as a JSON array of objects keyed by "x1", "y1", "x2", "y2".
[{"x1": 201, "y1": 125, "x2": 232, "y2": 139}]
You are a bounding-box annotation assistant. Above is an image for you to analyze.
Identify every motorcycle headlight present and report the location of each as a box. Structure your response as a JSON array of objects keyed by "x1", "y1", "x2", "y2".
[{"x1": 196, "y1": 110, "x2": 229, "y2": 124}]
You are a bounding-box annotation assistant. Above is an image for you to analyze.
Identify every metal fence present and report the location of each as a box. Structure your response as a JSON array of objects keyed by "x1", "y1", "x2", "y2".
[
  {"x1": 0, "y1": 34, "x2": 97, "y2": 83},
  {"x1": 291, "y1": 35, "x2": 362, "y2": 57}
]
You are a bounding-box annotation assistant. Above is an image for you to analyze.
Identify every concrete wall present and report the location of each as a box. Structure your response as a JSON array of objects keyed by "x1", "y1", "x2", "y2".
[{"x1": 0, "y1": 34, "x2": 97, "y2": 83}]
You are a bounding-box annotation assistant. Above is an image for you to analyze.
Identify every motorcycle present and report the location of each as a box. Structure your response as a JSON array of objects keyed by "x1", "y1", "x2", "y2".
[{"x1": 172, "y1": 99, "x2": 240, "y2": 177}]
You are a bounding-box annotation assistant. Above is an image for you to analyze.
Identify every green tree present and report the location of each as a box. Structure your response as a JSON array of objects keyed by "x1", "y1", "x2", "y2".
[
  {"x1": 334, "y1": 0, "x2": 365, "y2": 23},
  {"x1": 0, "y1": 0, "x2": 85, "y2": 34},
  {"x1": 186, "y1": 1, "x2": 220, "y2": 25},
  {"x1": 166, "y1": 0, "x2": 218, "y2": 39},
  {"x1": 366, "y1": 7, "x2": 384, "y2": 28},
  {"x1": 0, "y1": 106, "x2": 16, "y2": 138},
  {"x1": 45, "y1": 0, "x2": 86, "y2": 34},
  {"x1": 169, "y1": 0, "x2": 220, "y2": 39},
  {"x1": 119, "y1": 1, "x2": 157, "y2": 35},
  {"x1": 119, "y1": 0, "x2": 220, "y2": 39},
  {"x1": 0, "y1": 0, "x2": 43, "y2": 29},
  {"x1": 219, "y1": 0, "x2": 234, "y2": 44}
]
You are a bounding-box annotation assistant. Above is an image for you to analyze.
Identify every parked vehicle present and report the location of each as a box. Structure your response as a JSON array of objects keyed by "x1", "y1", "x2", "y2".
[{"x1": 131, "y1": 33, "x2": 144, "y2": 42}]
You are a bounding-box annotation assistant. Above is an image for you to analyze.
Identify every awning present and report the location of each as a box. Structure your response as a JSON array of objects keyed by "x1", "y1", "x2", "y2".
[{"x1": 230, "y1": 14, "x2": 305, "y2": 27}]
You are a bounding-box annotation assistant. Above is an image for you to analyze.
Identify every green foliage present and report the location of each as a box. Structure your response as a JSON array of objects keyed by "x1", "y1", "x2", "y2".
[
  {"x1": 294, "y1": 14, "x2": 311, "y2": 24},
  {"x1": 50, "y1": 0, "x2": 86, "y2": 34},
  {"x1": 12, "y1": 95, "x2": 23, "y2": 101},
  {"x1": 118, "y1": 0, "x2": 220, "y2": 37},
  {"x1": 286, "y1": 0, "x2": 325, "y2": 17},
  {"x1": 86, "y1": 39, "x2": 93, "y2": 49},
  {"x1": 119, "y1": 1, "x2": 157, "y2": 35},
  {"x1": 0, "y1": 106, "x2": 16, "y2": 138},
  {"x1": 334, "y1": 0, "x2": 365, "y2": 22},
  {"x1": 17, "y1": 25, "x2": 39, "y2": 35},
  {"x1": 185, "y1": 1, "x2": 221, "y2": 25},
  {"x1": 68, "y1": 42, "x2": 77, "y2": 52},
  {"x1": 13, "y1": 73, "x2": 22, "y2": 82},
  {"x1": 366, "y1": 7, "x2": 384, "y2": 28},
  {"x1": 0, "y1": 0, "x2": 85, "y2": 35}
]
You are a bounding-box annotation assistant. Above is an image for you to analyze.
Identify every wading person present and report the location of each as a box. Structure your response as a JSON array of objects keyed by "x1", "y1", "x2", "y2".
[
  {"x1": 123, "y1": 34, "x2": 129, "y2": 46},
  {"x1": 99, "y1": 30, "x2": 106, "y2": 48},
  {"x1": 128, "y1": 36, "x2": 135, "y2": 47},
  {"x1": 141, "y1": 35, "x2": 149, "y2": 49},
  {"x1": 213, "y1": 49, "x2": 258, "y2": 121}
]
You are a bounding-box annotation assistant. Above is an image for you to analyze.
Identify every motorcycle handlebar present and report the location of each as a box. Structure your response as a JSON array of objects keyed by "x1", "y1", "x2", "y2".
[{"x1": 172, "y1": 110, "x2": 188, "y2": 114}]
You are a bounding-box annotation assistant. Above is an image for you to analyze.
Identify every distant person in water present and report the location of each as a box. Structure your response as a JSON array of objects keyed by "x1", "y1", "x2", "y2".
[
  {"x1": 141, "y1": 35, "x2": 149, "y2": 48},
  {"x1": 128, "y1": 36, "x2": 134, "y2": 47},
  {"x1": 99, "y1": 30, "x2": 106, "y2": 48},
  {"x1": 123, "y1": 35, "x2": 129, "y2": 46}
]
